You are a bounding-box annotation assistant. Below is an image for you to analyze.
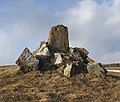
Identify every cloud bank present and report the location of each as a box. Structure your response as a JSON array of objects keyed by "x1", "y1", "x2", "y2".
[
  {"x1": 0, "y1": 0, "x2": 120, "y2": 65},
  {"x1": 62, "y1": 0, "x2": 120, "y2": 63}
]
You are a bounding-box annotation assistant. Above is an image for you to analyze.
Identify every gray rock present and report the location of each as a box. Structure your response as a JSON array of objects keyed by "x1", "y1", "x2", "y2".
[
  {"x1": 16, "y1": 47, "x2": 39, "y2": 73},
  {"x1": 34, "y1": 42, "x2": 53, "y2": 71},
  {"x1": 87, "y1": 62, "x2": 107, "y2": 80},
  {"x1": 64, "y1": 62, "x2": 82, "y2": 77},
  {"x1": 64, "y1": 63, "x2": 74, "y2": 77},
  {"x1": 48, "y1": 25, "x2": 69, "y2": 52},
  {"x1": 79, "y1": 48, "x2": 89, "y2": 56}
]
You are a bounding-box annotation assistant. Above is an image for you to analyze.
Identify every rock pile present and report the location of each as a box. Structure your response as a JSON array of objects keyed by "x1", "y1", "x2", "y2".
[{"x1": 16, "y1": 25, "x2": 107, "y2": 78}]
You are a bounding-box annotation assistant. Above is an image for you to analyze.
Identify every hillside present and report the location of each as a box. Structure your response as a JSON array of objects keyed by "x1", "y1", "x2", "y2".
[{"x1": 0, "y1": 65, "x2": 120, "y2": 102}]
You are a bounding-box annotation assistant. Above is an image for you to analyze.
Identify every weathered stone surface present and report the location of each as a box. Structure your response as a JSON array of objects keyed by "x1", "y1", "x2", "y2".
[
  {"x1": 87, "y1": 62, "x2": 108, "y2": 79},
  {"x1": 36, "y1": 41, "x2": 50, "y2": 56},
  {"x1": 40, "y1": 41, "x2": 46, "y2": 48},
  {"x1": 48, "y1": 25, "x2": 69, "y2": 52},
  {"x1": 69, "y1": 47, "x2": 89, "y2": 59},
  {"x1": 69, "y1": 47, "x2": 89, "y2": 65},
  {"x1": 32, "y1": 41, "x2": 50, "y2": 57},
  {"x1": 33, "y1": 42, "x2": 53, "y2": 71},
  {"x1": 63, "y1": 62, "x2": 84, "y2": 77},
  {"x1": 64, "y1": 63, "x2": 74, "y2": 77},
  {"x1": 54, "y1": 53, "x2": 63, "y2": 65},
  {"x1": 79, "y1": 48, "x2": 89, "y2": 56},
  {"x1": 16, "y1": 47, "x2": 39, "y2": 73},
  {"x1": 73, "y1": 53, "x2": 83, "y2": 61},
  {"x1": 36, "y1": 55, "x2": 52, "y2": 71}
]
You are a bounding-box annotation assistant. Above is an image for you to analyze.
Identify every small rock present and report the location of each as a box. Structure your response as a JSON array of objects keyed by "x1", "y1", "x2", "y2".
[
  {"x1": 64, "y1": 63, "x2": 79, "y2": 77},
  {"x1": 54, "y1": 53, "x2": 63, "y2": 65}
]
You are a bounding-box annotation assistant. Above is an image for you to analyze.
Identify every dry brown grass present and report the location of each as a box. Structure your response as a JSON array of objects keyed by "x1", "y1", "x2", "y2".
[
  {"x1": 0, "y1": 65, "x2": 120, "y2": 102},
  {"x1": 105, "y1": 66, "x2": 120, "y2": 70}
]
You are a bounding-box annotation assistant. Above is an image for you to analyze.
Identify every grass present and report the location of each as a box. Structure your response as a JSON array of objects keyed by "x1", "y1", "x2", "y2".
[
  {"x1": 105, "y1": 66, "x2": 120, "y2": 70},
  {"x1": 0, "y1": 65, "x2": 120, "y2": 102}
]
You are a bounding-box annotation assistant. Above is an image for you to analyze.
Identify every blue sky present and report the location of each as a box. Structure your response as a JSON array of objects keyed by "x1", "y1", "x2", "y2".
[{"x1": 0, "y1": 0, "x2": 120, "y2": 65}]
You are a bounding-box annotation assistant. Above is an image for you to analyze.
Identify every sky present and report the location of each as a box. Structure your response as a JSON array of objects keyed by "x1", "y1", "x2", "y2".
[{"x1": 0, "y1": 0, "x2": 120, "y2": 65}]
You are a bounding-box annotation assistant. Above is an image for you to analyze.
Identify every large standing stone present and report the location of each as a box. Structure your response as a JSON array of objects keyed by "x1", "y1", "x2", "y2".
[
  {"x1": 16, "y1": 47, "x2": 39, "y2": 73},
  {"x1": 48, "y1": 25, "x2": 69, "y2": 52}
]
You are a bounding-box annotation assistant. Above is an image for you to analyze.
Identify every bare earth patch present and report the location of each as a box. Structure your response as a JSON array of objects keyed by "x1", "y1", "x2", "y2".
[{"x1": 0, "y1": 65, "x2": 120, "y2": 102}]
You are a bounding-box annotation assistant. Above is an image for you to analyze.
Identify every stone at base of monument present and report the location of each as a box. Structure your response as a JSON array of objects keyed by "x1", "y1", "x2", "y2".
[
  {"x1": 16, "y1": 47, "x2": 39, "y2": 73},
  {"x1": 64, "y1": 63, "x2": 75, "y2": 77},
  {"x1": 69, "y1": 47, "x2": 89, "y2": 64},
  {"x1": 63, "y1": 61, "x2": 87, "y2": 77},
  {"x1": 54, "y1": 53, "x2": 63, "y2": 67},
  {"x1": 87, "y1": 62, "x2": 107, "y2": 80}
]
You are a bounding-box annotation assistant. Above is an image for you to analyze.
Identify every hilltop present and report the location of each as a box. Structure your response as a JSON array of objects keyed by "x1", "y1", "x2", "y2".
[
  {"x1": 0, "y1": 65, "x2": 120, "y2": 102},
  {"x1": 0, "y1": 25, "x2": 120, "y2": 102}
]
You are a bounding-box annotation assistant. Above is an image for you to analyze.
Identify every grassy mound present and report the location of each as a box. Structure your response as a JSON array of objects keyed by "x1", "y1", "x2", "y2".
[{"x1": 0, "y1": 65, "x2": 120, "y2": 102}]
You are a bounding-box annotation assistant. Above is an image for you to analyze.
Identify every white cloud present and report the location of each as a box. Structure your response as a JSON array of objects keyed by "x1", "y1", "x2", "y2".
[
  {"x1": 107, "y1": 15, "x2": 120, "y2": 24},
  {"x1": 63, "y1": 0, "x2": 96, "y2": 26},
  {"x1": 62, "y1": 0, "x2": 120, "y2": 63},
  {"x1": 106, "y1": 0, "x2": 120, "y2": 24}
]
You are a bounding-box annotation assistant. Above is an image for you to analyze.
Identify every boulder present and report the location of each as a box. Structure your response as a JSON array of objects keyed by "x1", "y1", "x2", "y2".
[
  {"x1": 87, "y1": 62, "x2": 108, "y2": 80},
  {"x1": 64, "y1": 63, "x2": 74, "y2": 77},
  {"x1": 48, "y1": 25, "x2": 69, "y2": 52},
  {"x1": 64, "y1": 62, "x2": 83, "y2": 77},
  {"x1": 54, "y1": 53, "x2": 63, "y2": 65},
  {"x1": 36, "y1": 41, "x2": 50, "y2": 57},
  {"x1": 69, "y1": 47, "x2": 89, "y2": 60},
  {"x1": 16, "y1": 47, "x2": 39, "y2": 73},
  {"x1": 72, "y1": 52, "x2": 83, "y2": 61},
  {"x1": 33, "y1": 41, "x2": 53, "y2": 71}
]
